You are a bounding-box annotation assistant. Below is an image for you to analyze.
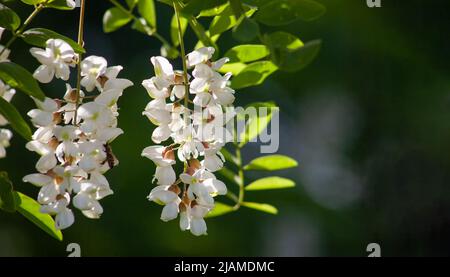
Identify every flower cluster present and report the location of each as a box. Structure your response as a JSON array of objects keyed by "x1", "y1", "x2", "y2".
[
  {"x1": 0, "y1": 27, "x2": 14, "y2": 158},
  {"x1": 141, "y1": 47, "x2": 235, "y2": 236},
  {"x1": 23, "y1": 38, "x2": 133, "y2": 229}
]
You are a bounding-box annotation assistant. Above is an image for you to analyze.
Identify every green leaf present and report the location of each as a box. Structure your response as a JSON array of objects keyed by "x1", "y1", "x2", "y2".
[
  {"x1": 264, "y1": 31, "x2": 304, "y2": 50},
  {"x1": 242, "y1": 202, "x2": 278, "y2": 214},
  {"x1": 138, "y1": 0, "x2": 156, "y2": 29},
  {"x1": 46, "y1": 0, "x2": 76, "y2": 10},
  {"x1": 244, "y1": 154, "x2": 298, "y2": 171},
  {"x1": 256, "y1": 0, "x2": 326, "y2": 26},
  {"x1": 182, "y1": 0, "x2": 227, "y2": 16},
  {"x1": 231, "y1": 60, "x2": 277, "y2": 89},
  {"x1": 219, "y1": 62, "x2": 247, "y2": 75},
  {"x1": 20, "y1": 0, "x2": 46, "y2": 4},
  {"x1": 0, "y1": 97, "x2": 32, "y2": 141},
  {"x1": 209, "y1": 5, "x2": 257, "y2": 36},
  {"x1": 170, "y1": 13, "x2": 188, "y2": 46},
  {"x1": 245, "y1": 176, "x2": 295, "y2": 191},
  {"x1": 126, "y1": 0, "x2": 139, "y2": 9},
  {"x1": 0, "y1": 172, "x2": 16, "y2": 213},
  {"x1": 22, "y1": 28, "x2": 85, "y2": 54},
  {"x1": 0, "y1": 62, "x2": 45, "y2": 101},
  {"x1": 206, "y1": 202, "x2": 234, "y2": 218},
  {"x1": 232, "y1": 16, "x2": 259, "y2": 42},
  {"x1": 189, "y1": 17, "x2": 218, "y2": 50},
  {"x1": 274, "y1": 40, "x2": 321, "y2": 72},
  {"x1": 239, "y1": 101, "x2": 277, "y2": 146},
  {"x1": 15, "y1": 191, "x2": 63, "y2": 241},
  {"x1": 198, "y1": 2, "x2": 229, "y2": 17},
  {"x1": 103, "y1": 7, "x2": 133, "y2": 33},
  {"x1": 0, "y1": 3, "x2": 21, "y2": 31},
  {"x1": 160, "y1": 43, "x2": 179, "y2": 59},
  {"x1": 225, "y1": 44, "x2": 269, "y2": 63}
]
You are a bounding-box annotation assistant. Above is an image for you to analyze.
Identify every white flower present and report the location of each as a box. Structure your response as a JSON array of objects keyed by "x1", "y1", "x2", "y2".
[
  {"x1": 81, "y1": 56, "x2": 107, "y2": 92},
  {"x1": 0, "y1": 128, "x2": 12, "y2": 158},
  {"x1": 148, "y1": 185, "x2": 181, "y2": 222},
  {"x1": 151, "y1": 56, "x2": 175, "y2": 89},
  {"x1": 59, "y1": 83, "x2": 84, "y2": 124},
  {"x1": 77, "y1": 102, "x2": 115, "y2": 133},
  {"x1": 0, "y1": 80, "x2": 15, "y2": 125},
  {"x1": 26, "y1": 140, "x2": 58, "y2": 173},
  {"x1": 142, "y1": 146, "x2": 177, "y2": 186},
  {"x1": 179, "y1": 203, "x2": 209, "y2": 236},
  {"x1": 30, "y1": 39, "x2": 76, "y2": 83},
  {"x1": 201, "y1": 141, "x2": 225, "y2": 172},
  {"x1": 73, "y1": 178, "x2": 113, "y2": 219},
  {"x1": 28, "y1": 97, "x2": 60, "y2": 127},
  {"x1": 142, "y1": 49, "x2": 234, "y2": 236},
  {"x1": 186, "y1": 47, "x2": 215, "y2": 67},
  {"x1": 180, "y1": 168, "x2": 227, "y2": 206},
  {"x1": 66, "y1": 0, "x2": 76, "y2": 9},
  {"x1": 40, "y1": 192, "x2": 74, "y2": 230}
]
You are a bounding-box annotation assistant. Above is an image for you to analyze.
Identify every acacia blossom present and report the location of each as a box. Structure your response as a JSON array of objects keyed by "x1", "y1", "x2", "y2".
[
  {"x1": 0, "y1": 28, "x2": 15, "y2": 158},
  {"x1": 24, "y1": 39, "x2": 133, "y2": 230},
  {"x1": 142, "y1": 47, "x2": 235, "y2": 236}
]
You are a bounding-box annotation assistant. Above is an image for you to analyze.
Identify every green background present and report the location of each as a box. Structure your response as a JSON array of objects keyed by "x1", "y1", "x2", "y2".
[{"x1": 1, "y1": 0, "x2": 450, "y2": 256}]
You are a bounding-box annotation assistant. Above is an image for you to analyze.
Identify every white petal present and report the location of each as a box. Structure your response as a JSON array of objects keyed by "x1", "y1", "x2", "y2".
[{"x1": 161, "y1": 202, "x2": 179, "y2": 222}]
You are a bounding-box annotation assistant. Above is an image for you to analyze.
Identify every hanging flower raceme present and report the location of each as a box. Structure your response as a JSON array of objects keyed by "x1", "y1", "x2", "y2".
[
  {"x1": 24, "y1": 39, "x2": 133, "y2": 230},
  {"x1": 142, "y1": 47, "x2": 235, "y2": 236},
  {"x1": 0, "y1": 27, "x2": 15, "y2": 158}
]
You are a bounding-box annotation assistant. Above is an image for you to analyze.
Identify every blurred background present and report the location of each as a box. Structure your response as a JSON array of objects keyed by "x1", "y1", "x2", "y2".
[{"x1": 1, "y1": 0, "x2": 450, "y2": 256}]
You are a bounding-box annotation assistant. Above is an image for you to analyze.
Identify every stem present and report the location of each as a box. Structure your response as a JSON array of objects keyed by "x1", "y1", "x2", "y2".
[
  {"x1": 73, "y1": 0, "x2": 86, "y2": 126},
  {"x1": 173, "y1": 1, "x2": 190, "y2": 113},
  {"x1": 0, "y1": 4, "x2": 45, "y2": 56},
  {"x1": 233, "y1": 145, "x2": 245, "y2": 210},
  {"x1": 108, "y1": 0, "x2": 171, "y2": 46}
]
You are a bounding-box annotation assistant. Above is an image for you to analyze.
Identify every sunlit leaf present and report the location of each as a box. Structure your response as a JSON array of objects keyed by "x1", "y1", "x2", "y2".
[
  {"x1": 242, "y1": 202, "x2": 278, "y2": 214},
  {"x1": 264, "y1": 31, "x2": 304, "y2": 50},
  {"x1": 244, "y1": 154, "x2": 298, "y2": 171},
  {"x1": 245, "y1": 176, "x2": 295, "y2": 191},
  {"x1": 126, "y1": 0, "x2": 139, "y2": 9},
  {"x1": 170, "y1": 13, "x2": 188, "y2": 46},
  {"x1": 103, "y1": 7, "x2": 133, "y2": 33},
  {"x1": 209, "y1": 5, "x2": 257, "y2": 36},
  {"x1": 198, "y1": 2, "x2": 229, "y2": 17},
  {"x1": 206, "y1": 202, "x2": 234, "y2": 218},
  {"x1": 0, "y1": 62, "x2": 45, "y2": 101},
  {"x1": 15, "y1": 192, "x2": 63, "y2": 241},
  {"x1": 231, "y1": 61, "x2": 277, "y2": 89},
  {"x1": 256, "y1": 0, "x2": 326, "y2": 26},
  {"x1": 22, "y1": 28, "x2": 85, "y2": 54},
  {"x1": 0, "y1": 172, "x2": 16, "y2": 213},
  {"x1": 182, "y1": 0, "x2": 227, "y2": 16},
  {"x1": 21, "y1": 0, "x2": 46, "y2": 4},
  {"x1": 46, "y1": 0, "x2": 76, "y2": 10},
  {"x1": 138, "y1": 0, "x2": 156, "y2": 29},
  {"x1": 218, "y1": 62, "x2": 247, "y2": 75},
  {"x1": 225, "y1": 44, "x2": 269, "y2": 63},
  {"x1": 0, "y1": 3, "x2": 21, "y2": 31},
  {"x1": 189, "y1": 17, "x2": 218, "y2": 50},
  {"x1": 0, "y1": 97, "x2": 32, "y2": 141}
]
